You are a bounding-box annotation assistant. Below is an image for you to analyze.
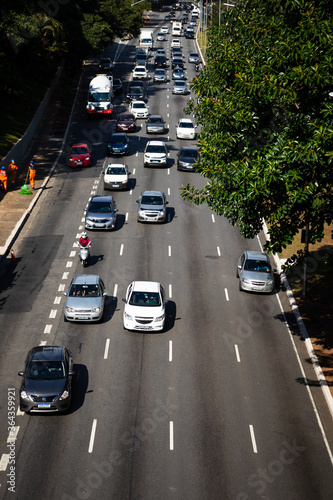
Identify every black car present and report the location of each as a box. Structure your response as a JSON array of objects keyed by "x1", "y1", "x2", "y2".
[
  {"x1": 172, "y1": 57, "x2": 185, "y2": 69},
  {"x1": 185, "y1": 30, "x2": 195, "y2": 39},
  {"x1": 107, "y1": 132, "x2": 129, "y2": 155},
  {"x1": 154, "y1": 55, "x2": 167, "y2": 68},
  {"x1": 99, "y1": 57, "x2": 113, "y2": 71},
  {"x1": 113, "y1": 78, "x2": 123, "y2": 94},
  {"x1": 177, "y1": 146, "x2": 200, "y2": 171},
  {"x1": 18, "y1": 346, "x2": 74, "y2": 413},
  {"x1": 126, "y1": 86, "x2": 145, "y2": 101}
]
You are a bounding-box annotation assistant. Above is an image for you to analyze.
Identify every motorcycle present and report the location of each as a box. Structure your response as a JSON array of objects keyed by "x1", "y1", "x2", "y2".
[{"x1": 77, "y1": 242, "x2": 91, "y2": 267}]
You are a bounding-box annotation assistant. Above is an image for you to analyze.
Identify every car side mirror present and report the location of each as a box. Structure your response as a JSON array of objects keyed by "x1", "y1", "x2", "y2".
[
  {"x1": 18, "y1": 371, "x2": 24, "y2": 377},
  {"x1": 122, "y1": 298, "x2": 126, "y2": 303},
  {"x1": 136, "y1": 200, "x2": 139, "y2": 203},
  {"x1": 69, "y1": 371, "x2": 75, "y2": 376},
  {"x1": 166, "y1": 201, "x2": 169, "y2": 204},
  {"x1": 84, "y1": 208, "x2": 87, "y2": 212},
  {"x1": 63, "y1": 292, "x2": 68, "y2": 296},
  {"x1": 114, "y1": 208, "x2": 118, "y2": 212},
  {"x1": 237, "y1": 265, "x2": 242, "y2": 270},
  {"x1": 103, "y1": 292, "x2": 108, "y2": 296}
]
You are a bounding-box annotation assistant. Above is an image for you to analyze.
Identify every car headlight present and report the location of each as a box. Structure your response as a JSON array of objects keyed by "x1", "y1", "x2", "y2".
[
  {"x1": 267, "y1": 279, "x2": 274, "y2": 285},
  {"x1": 85, "y1": 156, "x2": 90, "y2": 161},
  {"x1": 59, "y1": 389, "x2": 69, "y2": 401},
  {"x1": 66, "y1": 307, "x2": 75, "y2": 312},
  {"x1": 21, "y1": 389, "x2": 33, "y2": 401},
  {"x1": 124, "y1": 312, "x2": 133, "y2": 321},
  {"x1": 242, "y1": 278, "x2": 251, "y2": 284},
  {"x1": 93, "y1": 307, "x2": 101, "y2": 312},
  {"x1": 154, "y1": 314, "x2": 165, "y2": 322}
]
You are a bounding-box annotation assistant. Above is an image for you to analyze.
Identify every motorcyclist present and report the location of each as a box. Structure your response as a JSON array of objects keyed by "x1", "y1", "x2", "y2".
[{"x1": 78, "y1": 232, "x2": 91, "y2": 247}]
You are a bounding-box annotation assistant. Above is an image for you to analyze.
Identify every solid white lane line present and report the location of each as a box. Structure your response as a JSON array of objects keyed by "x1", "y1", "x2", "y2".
[
  {"x1": 169, "y1": 284, "x2": 172, "y2": 298},
  {"x1": 249, "y1": 425, "x2": 258, "y2": 453},
  {"x1": 104, "y1": 339, "x2": 110, "y2": 360},
  {"x1": 168, "y1": 245, "x2": 171, "y2": 257},
  {"x1": 62, "y1": 272, "x2": 69, "y2": 280},
  {"x1": 169, "y1": 341, "x2": 172, "y2": 362},
  {"x1": 113, "y1": 284, "x2": 118, "y2": 299},
  {"x1": 217, "y1": 246, "x2": 221, "y2": 257},
  {"x1": 211, "y1": 214, "x2": 215, "y2": 223},
  {"x1": 170, "y1": 421, "x2": 174, "y2": 450},
  {"x1": 120, "y1": 244, "x2": 124, "y2": 256},
  {"x1": 54, "y1": 296, "x2": 61, "y2": 304},
  {"x1": 235, "y1": 344, "x2": 241, "y2": 362},
  {"x1": 49, "y1": 310, "x2": 57, "y2": 319},
  {"x1": 44, "y1": 325, "x2": 52, "y2": 334},
  {"x1": 7, "y1": 426, "x2": 19, "y2": 443},
  {"x1": 66, "y1": 261, "x2": 73, "y2": 268},
  {"x1": 58, "y1": 284, "x2": 65, "y2": 292},
  {"x1": 88, "y1": 419, "x2": 97, "y2": 453},
  {"x1": 224, "y1": 288, "x2": 229, "y2": 301},
  {"x1": 126, "y1": 212, "x2": 129, "y2": 222}
]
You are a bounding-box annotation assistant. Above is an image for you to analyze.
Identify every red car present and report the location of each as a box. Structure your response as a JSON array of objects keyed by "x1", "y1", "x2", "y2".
[
  {"x1": 68, "y1": 143, "x2": 91, "y2": 167},
  {"x1": 116, "y1": 113, "x2": 136, "y2": 132}
]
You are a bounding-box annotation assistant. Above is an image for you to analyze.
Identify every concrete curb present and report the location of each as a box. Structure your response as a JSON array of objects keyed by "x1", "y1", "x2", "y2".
[
  {"x1": 0, "y1": 69, "x2": 84, "y2": 261},
  {"x1": 263, "y1": 221, "x2": 333, "y2": 418}
]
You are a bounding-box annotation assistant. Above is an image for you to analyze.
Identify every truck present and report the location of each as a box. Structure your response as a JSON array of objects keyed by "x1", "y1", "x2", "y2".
[
  {"x1": 172, "y1": 22, "x2": 182, "y2": 37},
  {"x1": 140, "y1": 29, "x2": 154, "y2": 51},
  {"x1": 86, "y1": 75, "x2": 113, "y2": 116}
]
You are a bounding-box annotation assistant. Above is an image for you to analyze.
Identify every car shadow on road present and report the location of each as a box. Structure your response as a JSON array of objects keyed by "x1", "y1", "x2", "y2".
[
  {"x1": 70, "y1": 363, "x2": 89, "y2": 413},
  {"x1": 164, "y1": 300, "x2": 176, "y2": 332},
  {"x1": 104, "y1": 296, "x2": 117, "y2": 323}
]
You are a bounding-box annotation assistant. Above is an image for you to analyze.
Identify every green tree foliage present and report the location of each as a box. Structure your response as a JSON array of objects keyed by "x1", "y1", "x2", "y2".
[{"x1": 182, "y1": 0, "x2": 333, "y2": 257}]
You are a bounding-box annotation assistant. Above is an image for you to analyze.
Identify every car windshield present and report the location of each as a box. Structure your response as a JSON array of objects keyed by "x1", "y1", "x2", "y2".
[
  {"x1": 120, "y1": 114, "x2": 134, "y2": 121},
  {"x1": 109, "y1": 136, "x2": 125, "y2": 144},
  {"x1": 244, "y1": 259, "x2": 271, "y2": 273},
  {"x1": 174, "y1": 81, "x2": 185, "y2": 86},
  {"x1": 89, "y1": 201, "x2": 112, "y2": 213},
  {"x1": 155, "y1": 70, "x2": 165, "y2": 74},
  {"x1": 26, "y1": 360, "x2": 65, "y2": 380},
  {"x1": 190, "y1": 52, "x2": 199, "y2": 57},
  {"x1": 134, "y1": 103, "x2": 146, "y2": 108},
  {"x1": 146, "y1": 145, "x2": 165, "y2": 153},
  {"x1": 179, "y1": 122, "x2": 193, "y2": 128},
  {"x1": 149, "y1": 117, "x2": 163, "y2": 124},
  {"x1": 181, "y1": 149, "x2": 198, "y2": 158},
  {"x1": 71, "y1": 147, "x2": 88, "y2": 155},
  {"x1": 129, "y1": 291, "x2": 161, "y2": 306},
  {"x1": 89, "y1": 92, "x2": 109, "y2": 102},
  {"x1": 106, "y1": 167, "x2": 126, "y2": 175},
  {"x1": 69, "y1": 284, "x2": 101, "y2": 297},
  {"x1": 141, "y1": 195, "x2": 164, "y2": 205}
]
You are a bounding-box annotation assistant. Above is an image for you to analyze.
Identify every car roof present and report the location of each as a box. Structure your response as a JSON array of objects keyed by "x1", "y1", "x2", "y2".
[
  {"x1": 132, "y1": 100, "x2": 146, "y2": 105},
  {"x1": 131, "y1": 281, "x2": 161, "y2": 292},
  {"x1": 90, "y1": 195, "x2": 113, "y2": 203},
  {"x1": 110, "y1": 132, "x2": 126, "y2": 137},
  {"x1": 148, "y1": 114, "x2": 163, "y2": 119},
  {"x1": 179, "y1": 118, "x2": 194, "y2": 124},
  {"x1": 180, "y1": 146, "x2": 198, "y2": 152},
  {"x1": 141, "y1": 190, "x2": 164, "y2": 196},
  {"x1": 134, "y1": 66, "x2": 146, "y2": 70},
  {"x1": 71, "y1": 143, "x2": 89, "y2": 148},
  {"x1": 174, "y1": 80, "x2": 185, "y2": 84},
  {"x1": 147, "y1": 140, "x2": 165, "y2": 146},
  {"x1": 30, "y1": 346, "x2": 66, "y2": 361},
  {"x1": 244, "y1": 250, "x2": 269, "y2": 260},
  {"x1": 72, "y1": 274, "x2": 101, "y2": 285},
  {"x1": 105, "y1": 163, "x2": 126, "y2": 169},
  {"x1": 119, "y1": 113, "x2": 135, "y2": 118}
]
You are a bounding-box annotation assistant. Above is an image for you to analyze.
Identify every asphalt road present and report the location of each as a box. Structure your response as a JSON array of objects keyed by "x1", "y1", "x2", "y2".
[{"x1": 0, "y1": 9, "x2": 333, "y2": 500}]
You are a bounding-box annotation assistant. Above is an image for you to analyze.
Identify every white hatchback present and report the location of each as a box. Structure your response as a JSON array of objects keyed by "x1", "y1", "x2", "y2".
[
  {"x1": 129, "y1": 100, "x2": 149, "y2": 119},
  {"x1": 171, "y1": 38, "x2": 181, "y2": 48},
  {"x1": 161, "y1": 26, "x2": 169, "y2": 34},
  {"x1": 132, "y1": 65, "x2": 148, "y2": 79},
  {"x1": 103, "y1": 163, "x2": 129, "y2": 190},
  {"x1": 176, "y1": 118, "x2": 196, "y2": 139},
  {"x1": 123, "y1": 281, "x2": 166, "y2": 332}
]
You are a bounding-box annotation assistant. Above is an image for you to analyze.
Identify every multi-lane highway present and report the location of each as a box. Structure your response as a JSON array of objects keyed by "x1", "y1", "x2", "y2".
[{"x1": 0, "y1": 8, "x2": 333, "y2": 500}]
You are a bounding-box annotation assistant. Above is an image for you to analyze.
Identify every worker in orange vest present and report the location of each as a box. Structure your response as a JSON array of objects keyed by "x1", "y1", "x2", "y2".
[
  {"x1": 0, "y1": 166, "x2": 8, "y2": 192},
  {"x1": 8, "y1": 159, "x2": 18, "y2": 188},
  {"x1": 28, "y1": 160, "x2": 36, "y2": 190}
]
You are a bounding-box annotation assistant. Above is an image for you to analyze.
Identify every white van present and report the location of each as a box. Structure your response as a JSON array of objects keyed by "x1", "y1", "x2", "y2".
[{"x1": 172, "y1": 22, "x2": 182, "y2": 36}]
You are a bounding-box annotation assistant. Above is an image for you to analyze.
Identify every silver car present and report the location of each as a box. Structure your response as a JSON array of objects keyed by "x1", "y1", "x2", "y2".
[
  {"x1": 85, "y1": 195, "x2": 118, "y2": 230},
  {"x1": 137, "y1": 190, "x2": 168, "y2": 223},
  {"x1": 172, "y1": 80, "x2": 188, "y2": 95},
  {"x1": 153, "y1": 68, "x2": 167, "y2": 83},
  {"x1": 237, "y1": 251, "x2": 275, "y2": 293},
  {"x1": 146, "y1": 115, "x2": 165, "y2": 134},
  {"x1": 64, "y1": 275, "x2": 107, "y2": 322}
]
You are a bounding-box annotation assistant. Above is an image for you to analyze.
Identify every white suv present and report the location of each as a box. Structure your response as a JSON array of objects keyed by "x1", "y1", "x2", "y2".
[
  {"x1": 123, "y1": 281, "x2": 166, "y2": 332},
  {"x1": 144, "y1": 140, "x2": 167, "y2": 167}
]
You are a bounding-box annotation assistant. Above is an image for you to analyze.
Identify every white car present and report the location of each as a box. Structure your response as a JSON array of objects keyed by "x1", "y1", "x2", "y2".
[
  {"x1": 144, "y1": 140, "x2": 168, "y2": 167},
  {"x1": 123, "y1": 281, "x2": 166, "y2": 331},
  {"x1": 157, "y1": 32, "x2": 166, "y2": 41},
  {"x1": 171, "y1": 38, "x2": 181, "y2": 48},
  {"x1": 129, "y1": 100, "x2": 149, "y2": 119},
  {"x1": 132, "y1": 65, "x2": 148, "y2": 79},
  {"x1": 176, "y1": 118, "x2": 196, "y2": 139},
  {"x1": 161, "y1": 26, "x2": 169, "y2": 34},
  {"x1": 103, "y1": 163, "x2": 130, "y2": 190}
]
